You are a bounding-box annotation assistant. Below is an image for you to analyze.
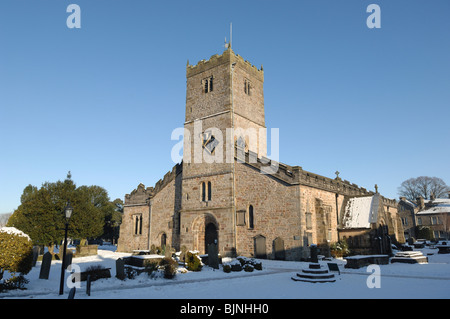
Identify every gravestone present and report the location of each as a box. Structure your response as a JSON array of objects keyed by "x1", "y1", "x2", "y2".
[
  {"x1": 310, "y1": 244, "x2": 319, "y2": 263},
  {"x1": 116, "y1": 258, "x2": 125, "y2": 280},
  {"x1": 254, "y1": 235, "x2": 267, "y2": 259},
  {"x1": 207, "y1": 243, "x2": 219, "y2": 269},
  {"x1": 39, "y1": 252, "x2": 52, "y2": 279},
  {"x1": 165, "y1": 244, "x2": 172, "y2": 258},
  {"x1": 86, "y1": 275, "x2": 91, "y2": 296},
  {"x1": 64, "y1": 250, "x2": 73, "y2": 270},
  {"x1": 32, "y1": 246, "x2": 40, "y2": 267},
  {"x1": 273, "y1": 237, "x2": 286, "y2": 260},
  {"x1": 327, "y1": 262, "x2": 341, "y2": 275},
  {"x1": 68, "y1": 287, "x2": 76, "y2": 299}
]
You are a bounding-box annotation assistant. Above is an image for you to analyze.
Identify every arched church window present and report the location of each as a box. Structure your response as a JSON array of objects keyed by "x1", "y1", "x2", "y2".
[
  {"x1": 161, "y1": 233, "x2": 167, "y2": 248},
  {"x1": 201, "y1": 182, "x2": 206, "y2": 202},
  {"x1": 133, "y1": 214, "x2": 142, "y2": 235},
  {"x1": 248, "y1": 205, "x2": 254, "y2": 229},
  {"x1": 201, "y1": 181, "x2": 212, "y2": 202},
  {"x1": 203, "y1": 76, "x2": 213, "y2": 93},
  {"x1": 244, "y1": 79, "x2": 251, "y2": 95},
  {"x1": 208, "y1": 181, "x2": 212, "y2": 201}
]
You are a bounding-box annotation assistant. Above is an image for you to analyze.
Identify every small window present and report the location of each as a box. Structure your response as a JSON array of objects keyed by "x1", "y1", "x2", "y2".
[
  {"x1": 201, "y1": 181, "x2": 211, "y2": 202},
  {"x1": 244, "y1": 79, "x2": 251, "y2": 95},
  {"x1": 432, "y1": 216, "x2": 440, "y2": 225},
  {"x1": 133, "y1": 214, "x2": 142, "y2": 235},
  {"x1": 248, "y1": 205, "x2": 254, "y2": 229},
  {"x1": 203, "y1": 76, "x2": 213, "y2": 93},
  {"x1": 161, "y1": 233, "x2": 167, "y2": 248},
  {"x1": 208, "y1": 181, "x2": 212, "y2": 201},
  {"x1": 402, "y1": 217, "x2": 408, "y2": 226},
  {"x1": 201, "y1": 182, "x2": 206, "y2": 202}
]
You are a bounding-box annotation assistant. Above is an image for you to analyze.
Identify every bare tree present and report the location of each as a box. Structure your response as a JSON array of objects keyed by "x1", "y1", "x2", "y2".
[{"x1": 398, "y1": 176, "x2": 449, "y2": 201}]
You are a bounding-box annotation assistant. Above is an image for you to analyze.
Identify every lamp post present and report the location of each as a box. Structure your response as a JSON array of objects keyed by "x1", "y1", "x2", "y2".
[{"x1": 59, "y1": 201, "x2": 73, "y2": 295}]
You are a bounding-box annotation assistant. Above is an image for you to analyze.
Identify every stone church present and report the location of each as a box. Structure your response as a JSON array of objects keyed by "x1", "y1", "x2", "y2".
[{"x1": 117, "y1": 46, "x2": 405, "y2": 260}]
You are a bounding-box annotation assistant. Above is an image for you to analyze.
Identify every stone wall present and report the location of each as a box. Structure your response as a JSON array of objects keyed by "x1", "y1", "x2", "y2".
[
  {"x1": 149, "y1": 172, "x2": 182, "y2": 251},
  {"x1": 117, "y1": 203, "x2": 149, "y2": 252},
  {"x1": 117, "y1": 164, "x2": 182, "y2": 252},
  {"x1": 234, "y1": 161, "x2": 302, "y2": 260},
  {"x1": 299, "y1": 185, "x2": 343, "y2": 247}
]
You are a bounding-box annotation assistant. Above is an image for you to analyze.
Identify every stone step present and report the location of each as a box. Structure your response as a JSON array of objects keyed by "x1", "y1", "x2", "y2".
[
  {"x1": 296, "y1": 272, "x2": 336, "y2": 280},
  {"x1": 391, "y1": 256, "x2": 428, "y2": 264},
  {"x1": 302, "y1": 269, "x2": 329, "y2": 274},
  {"x1": 291, "y1": 276, "x2": 336, "y2": 283},
  {"x1": 291, "y1": 262, "x2": 336, "y2": 283}
]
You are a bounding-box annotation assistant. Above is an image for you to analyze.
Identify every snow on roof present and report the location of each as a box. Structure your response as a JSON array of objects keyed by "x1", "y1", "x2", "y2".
[
  {"x1": 0, "y1": 226, "x2": 31, "y2": 241},
  {"x1": 417, "y1": 198, "x2": 450, "y2": 215},
  {"x1": 342, "y1": 195, "x2": 379, "y2": 229},
  {"x1": 401, "y1": 199, "x2": 417, "y2": 207}
]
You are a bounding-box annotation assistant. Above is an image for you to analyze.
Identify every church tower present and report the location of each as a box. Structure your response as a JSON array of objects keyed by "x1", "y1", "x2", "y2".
[{"x1": 180, "y1": 47, "x2": 265, "y2": 256}]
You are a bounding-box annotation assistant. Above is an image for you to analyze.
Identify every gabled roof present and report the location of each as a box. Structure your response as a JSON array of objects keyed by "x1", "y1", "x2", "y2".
[
  {"x1": 399, "y1": 198, "x2": 417, "y2": 208},
  {"x1": 417, "y1": 198, "x2": 450, "y2": 215}
]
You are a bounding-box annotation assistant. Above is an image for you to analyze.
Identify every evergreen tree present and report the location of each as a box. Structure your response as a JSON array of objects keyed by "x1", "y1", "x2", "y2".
[{"x1": 7, "y1": 173, "x2": 118, "y2": 251}]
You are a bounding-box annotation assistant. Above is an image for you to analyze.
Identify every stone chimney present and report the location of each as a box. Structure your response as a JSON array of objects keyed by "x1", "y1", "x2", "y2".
[
  {"x1": 430, "y1": 193, "x2": 436, "y2": 201},
  {"x1": 416, "y1": 196, "x2": 425, "y2": 210},
  {"x1": 399, "y1": 196, "x2": 406, "y2": 202}
]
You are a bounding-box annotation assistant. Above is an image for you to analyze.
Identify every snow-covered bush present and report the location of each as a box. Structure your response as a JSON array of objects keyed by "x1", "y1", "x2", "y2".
[
  {"x1": 0, "y1": 227, "x2": 33, "y2": 281},
  {"x1": 223, "y1": 257, "x2": 263, "y2": 273},
  {"x1": 186, "y1": 251, "x2": 203, "y2": 272},
  {"x1": 222, "y1": 259, "x2": 242, "y2": 272},
  {"x1": 243, "y1": 264, "x2": 254, "y2": 272},
  {"x1": 330, "y1": 240, "x2": 350, "y2": 258},
  {"x1": 223, "y1": 264, "x2": 232, "y2": 273},
  {"x1": 160, "y1": 257, "x2": 177, "y2": 279},
  {"x1": 236, "y1": 256, "x2": 262, "y2": 270},
  {"x1": 0, "y1": 275, "x2": 29, "y2": 292}
]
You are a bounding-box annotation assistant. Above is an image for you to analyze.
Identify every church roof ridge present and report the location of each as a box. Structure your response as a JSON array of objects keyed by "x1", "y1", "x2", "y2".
[{"x1": 235, "y1": 147, "x2": 396, "y2": 201}]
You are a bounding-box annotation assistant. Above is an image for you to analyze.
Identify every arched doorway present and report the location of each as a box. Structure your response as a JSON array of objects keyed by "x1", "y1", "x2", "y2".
[
  {"x1": 205, "y1": 223, "x2": 218, "y2": 250},
  {"x1": 191, "y1": 213, "x2": 219, "y2": 254}
]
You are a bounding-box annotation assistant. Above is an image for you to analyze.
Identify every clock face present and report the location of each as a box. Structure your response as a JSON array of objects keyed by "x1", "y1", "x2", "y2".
[{"x1": 202, "y1": 132, "x2": 219, "y2": 154}]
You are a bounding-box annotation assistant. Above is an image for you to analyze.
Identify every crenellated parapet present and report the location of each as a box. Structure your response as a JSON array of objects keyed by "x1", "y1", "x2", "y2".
[
  {"x1": 186, "y1": 47, "x2": 263, "y2": 81},
  {"x1": 124, "y1": 163, "x2": 182, "y2": 205},
  {"x1": 236, "y1": 147, "x2": 397, "y2": 200}
]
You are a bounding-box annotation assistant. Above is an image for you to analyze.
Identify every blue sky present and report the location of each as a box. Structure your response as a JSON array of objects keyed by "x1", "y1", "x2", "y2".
[{"x1": 1, "y1": 0, "x2": 449, "y2": 214}]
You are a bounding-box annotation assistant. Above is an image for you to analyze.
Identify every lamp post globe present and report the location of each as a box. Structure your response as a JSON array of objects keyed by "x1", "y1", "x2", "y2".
[{"x1": 64, "y1": 202, "x2": 73, "y2": 222}]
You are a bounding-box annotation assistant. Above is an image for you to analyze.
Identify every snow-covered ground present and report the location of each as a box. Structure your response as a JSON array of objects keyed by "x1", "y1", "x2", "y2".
[{"x1": 1, "y1": 245, "x2": 450, "y2": 299}]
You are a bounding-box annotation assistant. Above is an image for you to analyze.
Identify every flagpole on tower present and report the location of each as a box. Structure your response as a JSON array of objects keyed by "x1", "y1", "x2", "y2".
[{"x1": 230, "y1": 22, "x2": 232, "y2": 48}]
